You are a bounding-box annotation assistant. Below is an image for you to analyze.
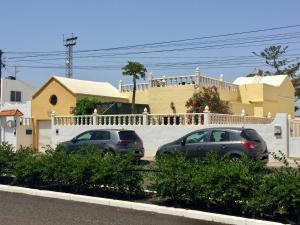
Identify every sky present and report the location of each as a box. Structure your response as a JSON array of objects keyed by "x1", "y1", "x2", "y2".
[{"x1": 1, "y1": 0, "x2": 300, "y2": 88}]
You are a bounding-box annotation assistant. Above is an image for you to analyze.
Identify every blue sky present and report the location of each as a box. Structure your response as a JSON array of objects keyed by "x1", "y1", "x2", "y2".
[{"x1": 1, "y1": 0, "x2": 300, "y2": 88}]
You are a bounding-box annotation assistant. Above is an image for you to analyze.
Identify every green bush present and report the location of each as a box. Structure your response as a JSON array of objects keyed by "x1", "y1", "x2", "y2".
[
  {"x1": 149, "y1": 153, "x2": 192, "y2": 201},
  {"x1": 13, "y1": 146, "x2": 46, "y2": 186},
  {"x1": 150, "y1": 153, "x2": 266, "y2": 211},
  {"x1": 245, "y1": 152, "x2": 300, "y2": 218},
  {"x1": 91, "y1": 153, "x2": 144, "y2": 195},
  {"x1": 0, "y1": 142, "x2": 15, "y2": 176}
]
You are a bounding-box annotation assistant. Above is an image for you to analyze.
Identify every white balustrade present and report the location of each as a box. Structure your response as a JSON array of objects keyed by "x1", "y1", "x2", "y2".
[
  {"x1": 209, "y1": 113, "x2": 273, "y2": 125},
  {"x1": 121, "y1": 74, "x2": 238, "y2": 93},
  {"x1": 19, "y1": 117, "x2": 33, "y2": 126}
]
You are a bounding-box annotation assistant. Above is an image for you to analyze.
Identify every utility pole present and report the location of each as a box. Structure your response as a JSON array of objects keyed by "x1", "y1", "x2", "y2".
[
  {"x1": 0, "y1": 50, "x2": 3, "y2": 80},
  {"x1": 64, "y1": 36, "x2": 77, "y2": 78},
  {"x1": 0, "y1": 50, "x2": 3, "y2": 106}
]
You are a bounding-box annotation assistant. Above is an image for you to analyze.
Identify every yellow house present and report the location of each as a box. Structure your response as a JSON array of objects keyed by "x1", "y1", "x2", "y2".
[
  {"x1": 121, "y1": 73, "x2": 295, "y2": 117},
  {"x1": 32, "y1": 76, "x2": 128, "y2": 150}
]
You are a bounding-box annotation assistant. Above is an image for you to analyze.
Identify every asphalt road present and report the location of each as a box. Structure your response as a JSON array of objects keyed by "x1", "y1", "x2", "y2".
[{"x1": 0, "y1": 191, "x2": 225, "y2": 225}]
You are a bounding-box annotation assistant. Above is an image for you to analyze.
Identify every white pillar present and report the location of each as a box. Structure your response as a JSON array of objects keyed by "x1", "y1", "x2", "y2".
[
  {"x1": 93, "y1": 109, "x2": 98, "y2": 125},
  {"x1": 148, "y1": 72, "x2": 153, "y2": 88},
  {"x1": 51, "y1": 111, "x2": 56, "y2": 127},
  {"x1": 267, "y1": 112, "x2": 272, "y2": 118},
  {"x1": 142, "y1": 107, "x2": 148, "y2": 125},
  {"x1": 195, "y1": 67, "x2": 201, "y2": 86},
  {"x1": 203, "y1": 105, "x2": 210, "y2": 125},
  {"x1": 118, "y1": 80, "x2": 123, "y2": 92}
]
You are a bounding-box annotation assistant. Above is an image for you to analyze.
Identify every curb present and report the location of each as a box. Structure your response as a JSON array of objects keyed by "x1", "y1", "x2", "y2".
[{"x1": 0, "y1": 184, "x2": 289, "y2": 225}]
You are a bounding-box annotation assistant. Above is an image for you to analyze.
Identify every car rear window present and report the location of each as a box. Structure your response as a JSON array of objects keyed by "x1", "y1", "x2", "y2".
[
  {"x1": 118, "y1": 131, "x2": 140, "y2": 141},
  {"x1": 241, "y1": 129, "x2": 262, "y2": 141}
]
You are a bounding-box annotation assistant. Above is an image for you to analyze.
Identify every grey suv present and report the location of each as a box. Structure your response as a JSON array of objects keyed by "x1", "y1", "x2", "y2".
[
  {"x1": 156, "y1": 127, "x2": 268, "y2": 162},
  {"x1": 62, "y1": 129, "x2": 144, "y2": 160}
]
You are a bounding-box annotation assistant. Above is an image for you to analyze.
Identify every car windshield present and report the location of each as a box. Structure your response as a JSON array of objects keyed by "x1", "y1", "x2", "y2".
[
  {"x1": 119, "y1": 131, "x2": 140, "y2": 141},
  {"x1": 242, "y1": 129, "x2": 262, "y2": 141}
]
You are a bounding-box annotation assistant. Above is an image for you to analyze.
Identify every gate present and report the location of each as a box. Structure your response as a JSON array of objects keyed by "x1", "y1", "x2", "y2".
[{"x1": 289, "y1": 119, "x2": 300, "y2": 158}]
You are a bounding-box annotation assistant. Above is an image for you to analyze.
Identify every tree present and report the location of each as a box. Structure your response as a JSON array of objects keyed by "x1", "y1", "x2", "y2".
[
  {"x1": 253, "y1": 45, "x2": 300, "y2": 110},
  {"x1": 74, "y1": 98, "x2": 99, "y2": 115},
  {"x1": 122, "y1": 61, "x2": 147, "y2": 113},
  {"x1": 185, "y1": 86, "x2": 231, "y2": 114}
]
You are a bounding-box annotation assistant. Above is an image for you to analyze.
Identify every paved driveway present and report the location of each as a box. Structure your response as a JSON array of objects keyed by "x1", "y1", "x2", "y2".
[{"x1": 0, "y1": 191, "x2": 225, "y2": 225}]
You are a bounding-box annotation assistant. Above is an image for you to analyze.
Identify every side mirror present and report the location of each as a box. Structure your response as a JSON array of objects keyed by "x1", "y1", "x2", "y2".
[
  {"x1": 180, "y1": 139, "x2": 185, "y2": 146},
  {"x1": 71, "y1": 137, "x2": 78, "y2": 143}
]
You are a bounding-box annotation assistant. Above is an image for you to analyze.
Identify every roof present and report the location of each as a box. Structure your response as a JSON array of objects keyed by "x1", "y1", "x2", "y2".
[
  {"x1": 0, "y1": 109, "x2": 24, "y2": 116},
  {"x1": 233, "y1": 75, "x2": 288, "y2": 87},
  {"x1": 33, "y1": 76, "x2": 127, "y2": 99}
]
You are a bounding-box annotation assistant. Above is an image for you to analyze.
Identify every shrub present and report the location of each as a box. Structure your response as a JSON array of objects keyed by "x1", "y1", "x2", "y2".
[
  {"x1": 150, "y1": 153, "x2": 266, "y2": 212},
  {"x1": 13, "y1": 146, "x2": 46, "y2": 186},
  {"x1": 149, "y1": 153, "x2": 194, "y2": 202},
  {"x1": 245, "y1": 152, "x2": 300, "y2": 218},
  {"x1": 90, "y1": 152, "x2": 144, "y2": 195},
  {"x1": 0, "y1": 142, "x2": 15, "y2": 176}
]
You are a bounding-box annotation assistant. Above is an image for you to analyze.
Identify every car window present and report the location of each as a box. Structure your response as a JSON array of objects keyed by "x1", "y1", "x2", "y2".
[
  {"x1": 91, "y1": 131, "x2": 110, "y2": 140},
  {"x1": 229, "y1": 131, "x2": 242, "y2": 141},
  {"x1": 77, "y1": 131, "x2": 93, "y2": 141},
  {"x1": 241, "y1": 129, "x2": 262, "y2": 141},
  {"x1": 186, "y1": 131, "x2": 208, "y2": 144},
  {"x1": 119, "y1": 131, "x2": 140, "y2": 141},
  {"x1": 209, "y1": 130, "x2": 230, "y2": 142}
]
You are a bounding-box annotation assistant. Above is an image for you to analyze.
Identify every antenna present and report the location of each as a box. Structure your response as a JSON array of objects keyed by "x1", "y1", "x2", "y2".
[{"x1": 64, "y1": 34, "x2": 77, "y2": 78}]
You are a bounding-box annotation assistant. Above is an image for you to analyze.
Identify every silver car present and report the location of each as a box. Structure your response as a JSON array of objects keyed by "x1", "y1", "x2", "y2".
[{"x1": 62, "y1": 129, "x2": 144, "y2": 160}]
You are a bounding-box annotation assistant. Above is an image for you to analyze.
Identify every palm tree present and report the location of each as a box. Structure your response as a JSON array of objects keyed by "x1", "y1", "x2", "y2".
[{"x1": 122, "y1": 61, "x2": 147, "y2": 114}]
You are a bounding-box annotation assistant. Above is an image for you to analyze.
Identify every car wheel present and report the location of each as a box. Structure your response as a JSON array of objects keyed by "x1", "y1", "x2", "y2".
[
  {"x1": 103, "y1": 149, "x2": 115, "y2": 157},
  {"x1": 229, "y1": 154, "x2": 241, "y2": 161}
]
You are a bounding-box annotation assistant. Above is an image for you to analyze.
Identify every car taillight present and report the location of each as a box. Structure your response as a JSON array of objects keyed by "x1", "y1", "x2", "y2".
[
  {"x1": 241, "y1": 139, "x2": 255, "y2": 151},
  {"x1": 117, "y1": 140, "x2": 131, "y2": 146}
]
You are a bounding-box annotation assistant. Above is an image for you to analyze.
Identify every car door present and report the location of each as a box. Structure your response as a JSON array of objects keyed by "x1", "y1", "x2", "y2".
[
  {"x1": 68, "y1": 131, "x2": 94, "y2": 150},
  {"x1": 90, "y1": 131, "x2": 111, "y2": 149},
  {"x1": 207, "y1": 130, "x2": 231, "y2": 156},
  {"x1": 184, "y1": 130, "x2": 209, "y2": 158}
]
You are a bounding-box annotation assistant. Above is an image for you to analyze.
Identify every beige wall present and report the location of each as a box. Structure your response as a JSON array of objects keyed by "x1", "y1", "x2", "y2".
[{"x1": 123, "y1": 84, "x2": 249, "y2": 114}]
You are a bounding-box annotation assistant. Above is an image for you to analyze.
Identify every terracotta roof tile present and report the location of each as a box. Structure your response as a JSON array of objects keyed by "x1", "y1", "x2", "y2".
[{"x1": 0, "y1": 109, "x2": 24, "y2": 116}]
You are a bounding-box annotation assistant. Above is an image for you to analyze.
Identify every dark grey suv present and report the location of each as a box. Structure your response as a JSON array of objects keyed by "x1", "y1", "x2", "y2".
[
  {"x1": 62, "y1": 129, "x2": 144, "y2": 159},
  {"x1": 156, "y1": 127, "x2": 268, "y2": 162}
]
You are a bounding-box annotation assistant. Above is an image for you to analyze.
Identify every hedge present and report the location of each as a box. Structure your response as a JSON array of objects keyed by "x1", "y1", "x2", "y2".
[
  {"x1": 149, "y1": 152, "x2": 300, "y2": 220},
  {"x1": 0, "y1": 143, "x2": 299, "y2": 221},
  {"x1": 0, "y1": 143, "x2": 143, "y2": 195}
]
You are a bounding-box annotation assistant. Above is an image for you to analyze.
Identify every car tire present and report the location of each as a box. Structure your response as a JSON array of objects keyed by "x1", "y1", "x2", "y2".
[{"x1": 103, "y1": 149, "x2": 115, "y2": 157}]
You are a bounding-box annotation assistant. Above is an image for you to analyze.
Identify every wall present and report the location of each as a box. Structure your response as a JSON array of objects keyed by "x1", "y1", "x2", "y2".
[
  {"x1": 0, "y1": 101, "x2": 32, "y2": 117},
  {"x1": 16, "y1": 125, "x2": 33, "y2": 149},
  {"x1": 52, "y1": 114, "x2": 288, "y2": 161},
  {"x1": 0, "y1": 117, "x2": 16, "y2": 147},
  {"x1": 0, "y1": 78, "x2": 35, "y2": 105},
  {"x1": 122, "y1": 84, "x2": 243, "y2": 114}
]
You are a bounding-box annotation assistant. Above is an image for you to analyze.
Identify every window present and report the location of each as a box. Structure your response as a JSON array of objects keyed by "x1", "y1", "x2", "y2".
[
  {"x1": 229, "y1": 132, "x2": 242, "y2": 141},
  {"x1": 186, "y1": 131, "x2": 208, "y2": 144},
  {"x1": 209, "y1": 131, "x2": 230, "y2": 142},
  {"x1": 77, "y1": 131, "x2": 93, "y2": 141},
  {"x1": 50, "y1": 95, "x2": 58, "y2": 105},
  {"x1": 10, "y1": 91, "x2": 22, "y2": 102},
  {"x1": 91, "y1": 131, "x2": 110, "y2": 140},
  {"x1": 119, "y1": 131, "x2": 140, "y2": 141}
]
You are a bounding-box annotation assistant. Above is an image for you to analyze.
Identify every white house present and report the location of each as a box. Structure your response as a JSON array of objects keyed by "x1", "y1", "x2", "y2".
[{"x1": 0, "y1": 76, "x2": 35, "y2": 148}]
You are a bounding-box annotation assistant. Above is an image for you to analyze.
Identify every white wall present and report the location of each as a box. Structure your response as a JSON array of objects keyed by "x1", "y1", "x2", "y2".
[
  {"x1": 16, "y1": 125, "x2": 33, "y2": 149},
  {"x1": 0, "y1": 116, "x2": 33, "y2": 149},
  {"x1": 0, "y1": 78, "x2": 35, "y2": 105},
  {"x1": 0, "y1": 101, "x2": 32, "y2": 117},
  {"x1": 51, "y1": 114, "x2": 289, "y2": 161}
]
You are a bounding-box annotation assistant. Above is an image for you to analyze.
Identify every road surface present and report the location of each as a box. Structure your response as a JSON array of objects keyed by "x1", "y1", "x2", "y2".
[{"x1": 0, "y1": 191, "x2": 225, "y2": 225}]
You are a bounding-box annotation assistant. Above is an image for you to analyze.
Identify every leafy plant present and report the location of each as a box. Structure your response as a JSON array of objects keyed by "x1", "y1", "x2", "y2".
[
  {"x1": 185, "y1": 86, "x2": 231, "y2": 114},
  {"x1": 74, "y1": 98, "x2": 99, "y2": 115},
  {"x1": 0, "y1": 142, "x2": 15, "y2": 176}
]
